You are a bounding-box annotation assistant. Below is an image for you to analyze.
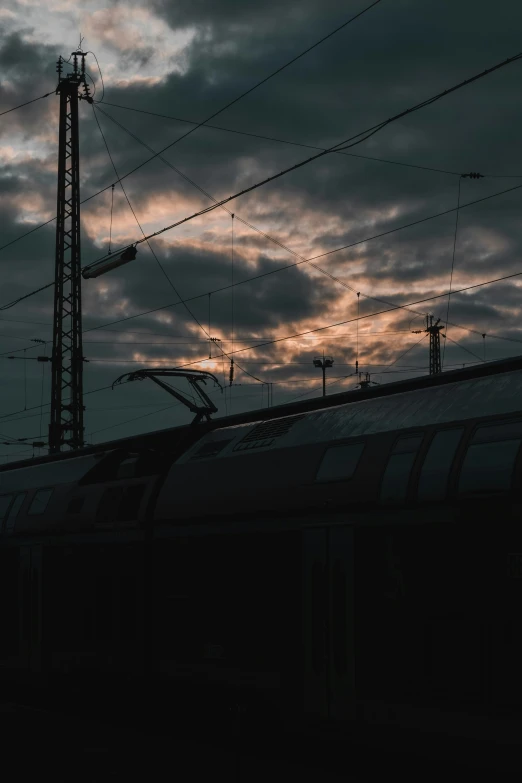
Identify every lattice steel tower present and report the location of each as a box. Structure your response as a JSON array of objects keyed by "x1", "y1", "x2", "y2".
[
  {"x1": 49, "y1": 52, "x2": 90, "y2": 453},
  {"x1": 425, "y1": 315, "x2": 444, "y2": 375}
]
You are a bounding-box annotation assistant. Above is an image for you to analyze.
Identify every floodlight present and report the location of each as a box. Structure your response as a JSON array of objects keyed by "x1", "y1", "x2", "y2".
[{"x1": 82, "y1": 246, "x2": 138, "y2": 279}]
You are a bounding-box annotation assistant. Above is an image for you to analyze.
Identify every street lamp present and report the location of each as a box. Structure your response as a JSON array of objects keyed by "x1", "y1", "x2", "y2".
[
  {"x1": 313, "y1": 354, "x2": 334, "y2": 397},
  {"x1": 82, "y1": 246, "x2": 138, "y2": 279}
]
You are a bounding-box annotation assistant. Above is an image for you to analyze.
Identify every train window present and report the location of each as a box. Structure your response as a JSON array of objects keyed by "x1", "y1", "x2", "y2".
[
  {"x1": 381, "y1": 435, "x2": 423, "y2": 502},
  {"x1": 27, "y1": 488, "x2": 53, "y2": 515},
  {"x1": 4, "y1": 493, "x2": 26, "y2": 534},
  {"x1": 316, "y1": 442, "x2": 365, "y2": 482},
  {"x1": 116, "y1": 457, "x2": 139, "y2": 479},
  {"x1": 418, "y1": 428, "x2": 463, "y2": 501},
  {"x1": 393, "y1": 435, "x2": 423, "y2": 454},
  {"x1": 458, "y1": 437, "x2": 521, "y2": 494},
  {"x1": 471, "y1": 421, "x2": 522, "y2": 443}
]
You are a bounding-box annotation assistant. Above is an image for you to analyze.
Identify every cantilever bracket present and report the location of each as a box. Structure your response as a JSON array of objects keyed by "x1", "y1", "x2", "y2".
[{"x1": 112, "y1": 367, "x2": 223, "y2": 424}]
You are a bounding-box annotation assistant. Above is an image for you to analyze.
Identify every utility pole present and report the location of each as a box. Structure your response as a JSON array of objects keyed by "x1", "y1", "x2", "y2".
[
  {"x1": 425, "y1": 315, "x2": 444, "y2": 375},
  {"x1": 49, "y1": 51, "x2": 91, "y2": 453},
  {"x1": 313, "y1": 354, "x2": 334, "y2": 397}
]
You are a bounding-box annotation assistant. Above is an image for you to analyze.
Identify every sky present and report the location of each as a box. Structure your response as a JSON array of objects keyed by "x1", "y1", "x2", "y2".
[{"x1": 1, "y1": 0, "x2": 522, "y2": 461}]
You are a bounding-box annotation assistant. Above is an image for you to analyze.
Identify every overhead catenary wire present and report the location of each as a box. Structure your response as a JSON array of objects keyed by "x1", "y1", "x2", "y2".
[
  {"x1": 6, "y1": 175, "x2": 522, "y2": 347},
  {"x1": 89, "y1": 49, "x2": 522, "y2": 260},
  {"x1": 0, "y1": 383, "x2": 114, "y2": 422},
  {"x1": 81, "y1": 179, "x2": 522, "y2": 338},
  {"x1": 0, "y1": 91, "x2": 53, "y2": 118},
  {"x1": 3, "y1": 46, "x2": 522, "y2": 261},
  {"x1": 442, "y1": 176, "x2": 463, "y2": 368},
  {"x1": 171, "y1": 268, "x2": 522, "y2": 371},
  {"x1": 4, "y1": 170, "x2": 522, "y2": 346},
  {"x1": 92, "y1": 106, "x2": 268, "y2": 390},
  {"x1": 87, "y1": 0, "x2": 385, "y2": 191},
  {"x1": 96, "y1": 105, "x2": 469, "y2": 373},
  {"x1": 443, "y1": 332, "x2": 485, "y2": 364},
  {"x1": 95, "y1": 99, "x2": 466, "y2": 177},
  {"x1": 108, "y1": 183, "x2": 115, "y2": 255},
  {"x1": 95, "y1": 98, "x2": 522, "y2": 181}
]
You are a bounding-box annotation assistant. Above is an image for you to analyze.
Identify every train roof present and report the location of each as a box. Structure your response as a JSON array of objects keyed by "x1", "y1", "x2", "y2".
[
  {"x1": 2, "y1": 353, "x2": 522, "y2": 474},
  {"x1": 176, "y1": 359, "x2": 522, "y2": 463}
]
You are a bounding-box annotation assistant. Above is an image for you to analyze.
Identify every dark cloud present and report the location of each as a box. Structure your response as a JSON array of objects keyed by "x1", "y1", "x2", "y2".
[{"x1": 1, "y1": 0, "x2": 522, "y2": 458}]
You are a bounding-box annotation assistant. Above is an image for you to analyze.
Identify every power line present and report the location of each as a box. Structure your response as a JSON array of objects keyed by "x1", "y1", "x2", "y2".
[
  {"x1": 5, "y1": 176, "x2": 522, "y2": 327},
  {"x1": 92, "y1": 49, "x2": 522, "y2": 260},
  {"x1": 92, "y1": 106, "x2": 267, "y2": 389},
  {"x1": 98, "y1": 98, "x2": 522, "y2": 181},
  {"x1": 4, "y1": 65, "x2": 522, "y2": 366},
  {"x1": 0, "y1": 91, "x2": 53, "y2": 118},
  {"x1": 88, "y1": 0, "x2": 385, "y2": 191},
  {"x1": 172, "y1": 268, "x2": 522, "y2": 370},
  {"x1": 3, "y1": 46, "x2": 521, "y2": 262},
  {"x1": 443, "y1": 332, "x2": 485, "y2": 364},
  {"x1": 442, "y1": 176, "x2": 463, "y2": 367},
  {"x1": 95, "y1": 99, "x2": 465, "y2": 177},
  {"x1": 90, "y1": 402, "x2": 181, "y2": 438},
  {"x1": 96, "y1": 103, "x2": 471, "y2": 356},
  {"x1": 0, "y1": 383, "x2": 114, "y2": 422},
  {"x1": 81, "y1": 180, "x2": 522, "y2": 338},
  {"x1": 4, "y1": 172, "x2": 522, "y2": 356},
  {"x1": 2, "y1": 0, "x2": 382, "y2": 263}
]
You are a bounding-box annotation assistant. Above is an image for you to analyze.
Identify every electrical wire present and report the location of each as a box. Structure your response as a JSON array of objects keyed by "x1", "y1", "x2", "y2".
[
  {"x1": 442, "y1": 176, "x2": 463, "y2": 367},
  {"x1": 89, "y1": 402, "x2": 182, "y2": 438},
  {"x1": 64, "y1": 181, "x2": 522, "y2": 344},
  {"x1": 85, "y1": 50, "x2": 105, "y2": 102},
  {"x1": 96, "y1": 104, "x2": 465, "y2": 358},
  {"x1": 443, "y1": 332, "x2": 485, "y2": 364},
  {"x1": 109, "y1": 183, "x2": 115, "y2": 254},
  {"x1": 0, "y1": 91, "x2": 53, "y2": 118},
  {"x1": 92, "y1": 106, "x2": 268, "y2": 390},
  {"x1": 0, "y1": 383, "x2": 114, "y2": 422},
  {"x1": 97, "y1": 48, "x2": 522, "y2": 230},
  {"x1": 378, "y1": 332, "x2": 428, "y2": 370},
  {"x1": 171, "y1": 268, "x2": 522, "y2": 370},
  {"x1": 3, "y1": 46, "x2": 521, "y2": 260},
  {"x1": 95, "y1": 99, "x2": 466, "y2": 177},
  {"x1": 88, "y1": 0, "x2": 385, "y2": 190}
]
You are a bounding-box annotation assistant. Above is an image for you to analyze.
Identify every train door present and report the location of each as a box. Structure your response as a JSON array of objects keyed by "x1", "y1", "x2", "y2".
[
  {"x1": 303, "y1": 525, "x2": 355, "y2": 723},
  {"x1": 19, "y1": 544, "x2": 42, "y2": 673}
]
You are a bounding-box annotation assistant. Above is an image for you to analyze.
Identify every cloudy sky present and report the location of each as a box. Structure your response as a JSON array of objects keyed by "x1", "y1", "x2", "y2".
[{"x1": 1, "y1": 0, "x2": 522, "y2": 460}]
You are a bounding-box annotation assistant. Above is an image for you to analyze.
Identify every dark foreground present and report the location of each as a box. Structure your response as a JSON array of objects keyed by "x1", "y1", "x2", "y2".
[{"x1": 0, "y1": 688, "x2": 513, "y2": 783}]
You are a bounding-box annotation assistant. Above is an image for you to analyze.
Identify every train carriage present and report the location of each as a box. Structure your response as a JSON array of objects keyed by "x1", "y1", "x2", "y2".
[{"x1": 1, "y1": 355, "x2": 522, "y2": 760}]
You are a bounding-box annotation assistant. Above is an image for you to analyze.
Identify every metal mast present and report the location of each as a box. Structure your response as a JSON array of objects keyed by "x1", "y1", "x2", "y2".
[
  {"x1": 49, "y1": 52, "x2": 89, "y2": 453},
  {"x1": 425, "y1": 315, "x2": 444, "y2": 375}
]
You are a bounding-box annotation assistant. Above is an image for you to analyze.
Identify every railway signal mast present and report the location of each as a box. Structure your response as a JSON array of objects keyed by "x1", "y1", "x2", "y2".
[{"x1": 49, "y1": 51, "x2": 91, "y2": 454}]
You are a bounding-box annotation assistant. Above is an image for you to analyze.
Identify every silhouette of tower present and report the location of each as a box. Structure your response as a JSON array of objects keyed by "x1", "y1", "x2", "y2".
[
  {"x1": 425, "y1": 315, "x2": 444, "y2": 375},
  {"x1": 49, "y1": 52, "x2": 90, "y2": 453}
]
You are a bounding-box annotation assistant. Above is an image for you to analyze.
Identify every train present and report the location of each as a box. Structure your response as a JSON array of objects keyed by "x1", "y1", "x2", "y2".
[{"x1": 1, "y1": 355, "x2": 522, "y2": 761}]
